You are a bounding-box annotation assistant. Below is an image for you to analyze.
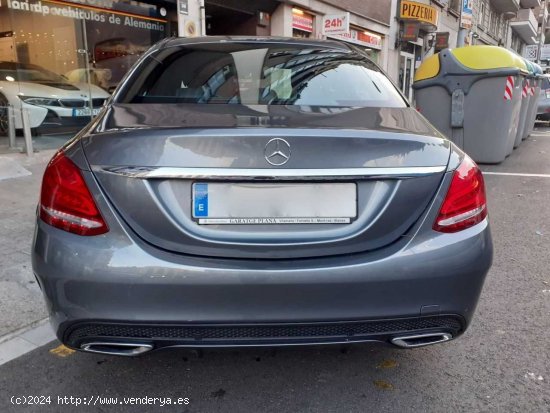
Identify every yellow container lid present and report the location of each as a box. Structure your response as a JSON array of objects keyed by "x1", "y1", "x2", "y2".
[
  {"x1": 414, "y1": 46, "x2": 528, "y2": 82},
  {"x1": 414, "y1": 54, "x2": 439, "y2": 82},
  {"x1": 452, "y1": 46, "x2": 527, "y2": 71}
]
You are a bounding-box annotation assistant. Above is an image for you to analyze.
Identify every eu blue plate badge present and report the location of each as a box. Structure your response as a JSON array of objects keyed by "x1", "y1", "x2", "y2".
[{"x1": 193, "y1": 183, "x2": 208, "y2": 217}]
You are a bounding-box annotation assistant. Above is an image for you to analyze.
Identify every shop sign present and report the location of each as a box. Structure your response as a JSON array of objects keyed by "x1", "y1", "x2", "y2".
[
  {"x1": 292, "y1": 9, "x2": 314, "y2": 33},
  {"x1": 524, "y1": 45, "x2": 538, "y2": 60},
  {"x1": 322, "y1": 12, "x2": 349, "y2": 36},
  {"x1": 525, "y1": 44, "x2": 550, "y2": 61},
  {"x1": 400, "y1": 0, "x2": 438, "y2": 27},
  {"x1": 330, "y1": 28, "x2": 382, "y2": 50},
  {"x1": 461, "y1": 0, "x2": 473, "y2": 30},
  {"x1": 402, "y1": 22, "x2": 419, "y2": 42},
  {"x1": 184, "y1": 20, "x2": 197, "y2": 37},
  {"x1": 540, "y1": 46, "x2": 550, "y2": 60},
  {"x1": 434, "y1": 32, "x2": 449, "y2": 52},
  {"x1": 1, "y1": 0, "x2": 166, "y2": 31},
  {"x1": 178, "y1": 0, "x2": 188, "y2": 15}
]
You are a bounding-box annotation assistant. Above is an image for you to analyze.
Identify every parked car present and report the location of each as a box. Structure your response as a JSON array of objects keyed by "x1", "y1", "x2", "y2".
[
  {"x1": 32, "y1": 37, "x2": 493, "y2": 356},
  {"x1": 0, "y1": 61, "x2": 109, "y2": 134},
  {"x1": 536, "y1": 74, "x2": 550, "y2": 121}
]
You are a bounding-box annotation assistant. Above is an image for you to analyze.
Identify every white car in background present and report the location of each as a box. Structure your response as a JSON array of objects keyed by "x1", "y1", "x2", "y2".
[{"x1": 0, "y1": 61, "x2": 110, "y2": 134}]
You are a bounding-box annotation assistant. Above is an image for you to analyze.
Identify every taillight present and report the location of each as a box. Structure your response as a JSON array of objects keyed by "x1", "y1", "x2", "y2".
[
  {"x1": 39, "y1": 151, "x2": 108, "y2": 236},
  {"x1": 433, "y1": 155, "x2": 487, "y2": 233}
]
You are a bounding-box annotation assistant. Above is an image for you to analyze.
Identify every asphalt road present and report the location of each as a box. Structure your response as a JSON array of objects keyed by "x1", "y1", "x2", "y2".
[{"x1": 1, "y1": 129, "x2": 549, "y2": 413}]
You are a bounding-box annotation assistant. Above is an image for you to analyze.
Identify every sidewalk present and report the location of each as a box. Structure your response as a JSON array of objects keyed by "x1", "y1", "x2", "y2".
[{"x1": 0, "y1": 150, "x2": 56, "y2": 337}]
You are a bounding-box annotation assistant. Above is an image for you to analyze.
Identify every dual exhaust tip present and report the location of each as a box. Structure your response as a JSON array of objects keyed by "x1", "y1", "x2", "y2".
[
  {"x1": 80, "y1": 342, "x2": 153, "y2": 356},
  {"x1": 79, "y1": 332, "x2": 453, "y2": 356},
  {"x1": 390, "y1": 332, "x2": 452, "y2": 348}
]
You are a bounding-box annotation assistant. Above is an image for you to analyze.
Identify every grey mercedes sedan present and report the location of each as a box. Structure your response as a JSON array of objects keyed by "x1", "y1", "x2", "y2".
[{"x1": 32, "y1": 37, "x2": 493, "y2": 356}]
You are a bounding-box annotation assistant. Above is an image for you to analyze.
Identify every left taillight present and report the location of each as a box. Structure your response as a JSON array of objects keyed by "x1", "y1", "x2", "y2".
[{"x1": 39, "y1": 151, "x2": 108, "y2": 236}]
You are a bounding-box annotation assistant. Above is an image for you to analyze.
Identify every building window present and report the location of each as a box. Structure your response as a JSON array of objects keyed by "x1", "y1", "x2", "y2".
[
  {"x1": 511, "y1": 32, "x2": 523, "y2": 54},
  {"x1": 479, "y1": 2, "x2": 486, "y2": 30},
  {"x1": 485, "y1": 4, "x2": 491, "y2": 29},
  {"x1": 449, "y1": 0, "x2": 461, "y2": 14},
  {"x1": 490, "y1": 10, "x2": 498, "y2": 37}
]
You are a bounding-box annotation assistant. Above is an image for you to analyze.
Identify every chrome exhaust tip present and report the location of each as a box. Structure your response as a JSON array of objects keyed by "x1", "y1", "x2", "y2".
[
  {"x1": 80, "y1": 342, "x2": 153, "y2": 356},
  {"x1": 390, "y1": 332, "x2": 452, "y2": 348}
]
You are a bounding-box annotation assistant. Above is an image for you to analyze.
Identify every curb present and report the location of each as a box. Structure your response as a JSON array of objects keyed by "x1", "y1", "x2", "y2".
[{"x1": 0, "y1": 318, "x2": 57, "y2": 366}]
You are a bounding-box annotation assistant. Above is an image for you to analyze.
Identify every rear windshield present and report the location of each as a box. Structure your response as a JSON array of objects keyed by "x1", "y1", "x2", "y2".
[{"x1": 117, "y1": 43, "x2": 407, "y2": 108}]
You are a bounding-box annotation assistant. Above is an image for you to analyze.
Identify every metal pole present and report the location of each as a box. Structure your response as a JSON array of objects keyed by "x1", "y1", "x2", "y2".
[
  {"x1": 7, "y1": 105, "x2": 16, "y2": 149},
  {"x1": 81, "y1": 20, "x2": 95, "y2": 121},
  {"x1": 21, "y1": 108, "x2": 34, "y2": 157},
  {"x1": 200, "y1": 0, "x2": 206, "y2": 36},
  {"x1": 457, "y1": 29, "x2": 466, "y2": 47},
  {"x1": 537, "y1": 0, "x2": 547, "y2": 64},
  {"x1": 457, "y1": 2, "x2": 464, "y2": 48}
]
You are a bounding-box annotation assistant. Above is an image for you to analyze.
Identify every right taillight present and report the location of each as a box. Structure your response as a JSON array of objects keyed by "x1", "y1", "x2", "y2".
[
  {"x1": 433, "y1": 155, "x2": 487, "y2": 233},
  {"x1": 39, "y1": 151, "x2": 108, "y2": 236}
]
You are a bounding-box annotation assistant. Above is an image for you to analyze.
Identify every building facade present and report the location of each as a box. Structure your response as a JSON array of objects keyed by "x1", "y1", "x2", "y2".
[
  {"x1": 384, "y1": 0, "x2": 548, "y2": 101},
  {"x1": 471, "y1": 0, "x2": 541, "y2": 54},
  {"x1": 0, "y1": 0, "x2": 393, "y2": 93},
  {"x1": 0, "y1": 0, "x2": 548, "y2": 140}
]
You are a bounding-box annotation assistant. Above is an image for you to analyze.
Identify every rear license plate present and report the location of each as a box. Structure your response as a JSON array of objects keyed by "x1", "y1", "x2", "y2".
[
  {"x1": 72, "y1": 108, "x2": 101, "y2": 117},
  {"x1": 192, "y1": 183, "x2": 357, "y2": 224}
]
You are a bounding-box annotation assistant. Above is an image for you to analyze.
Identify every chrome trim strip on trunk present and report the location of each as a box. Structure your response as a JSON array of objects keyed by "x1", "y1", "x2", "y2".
[{"x1": 93, "y1": 165, "x2": 447, "y2": 181}]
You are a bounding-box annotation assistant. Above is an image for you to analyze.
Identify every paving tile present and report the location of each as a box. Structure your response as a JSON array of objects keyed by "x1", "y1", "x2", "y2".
[
  {"x1": 19, "y1": 322, "x2": 56, "y2": 347},
  {"x1": 0, "y1": 337, "x2": 36, "y2": 365}
]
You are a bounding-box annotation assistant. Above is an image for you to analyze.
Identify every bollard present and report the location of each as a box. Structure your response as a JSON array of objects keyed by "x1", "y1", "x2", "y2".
[
  {"x1": 7, "y1": 105, "x2": 16, "y2": 149},
  {"x1": 21, "y1": 108, "x2": 34, "y2": 157}
]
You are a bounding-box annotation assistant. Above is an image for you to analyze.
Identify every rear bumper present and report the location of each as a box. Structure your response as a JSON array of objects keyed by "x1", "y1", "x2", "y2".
[
  {"x1": 32, "y1": 212, "x2": 493, "y2": 349},
  {"x1": 63, "y1": 315, "x2": 465, "y2": 350}
]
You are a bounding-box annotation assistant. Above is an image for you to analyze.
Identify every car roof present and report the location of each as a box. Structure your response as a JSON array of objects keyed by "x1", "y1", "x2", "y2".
[{"x1": 162, "y1": 36, "x2": 351, "y2": 51}]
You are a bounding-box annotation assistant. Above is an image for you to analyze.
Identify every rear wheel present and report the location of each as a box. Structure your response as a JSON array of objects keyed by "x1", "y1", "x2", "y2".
[{"x1": 0, "y1": 93, "x2": 9, "y2": 135}]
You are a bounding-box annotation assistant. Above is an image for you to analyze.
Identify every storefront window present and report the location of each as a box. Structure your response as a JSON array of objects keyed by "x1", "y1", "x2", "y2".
[
  {"x1": 0, "y1": 0, "x2": 174, "y2": 152},
  {"x1": 328, "y1": 28, "x2": 383, "y2": 64},
  {"x1": 292, "y1": 8, "x2": 314, "y2": 38}
]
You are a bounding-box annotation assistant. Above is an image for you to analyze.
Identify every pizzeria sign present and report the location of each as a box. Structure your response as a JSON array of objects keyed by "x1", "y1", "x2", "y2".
[{"x1": 400, "y1": 0, "x2": 438, "y2": 27}]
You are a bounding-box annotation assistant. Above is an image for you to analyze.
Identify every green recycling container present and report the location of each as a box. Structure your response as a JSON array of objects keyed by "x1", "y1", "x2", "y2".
[
  {"x1": 413, "y1": 46, "x2": 527, "y2": 164},
  {"x1": 522, "y1": 62, "x2": 543, "y2": 140},
  {"x1": 513, "y1": 58, "x2": 535, "y2": 150}
]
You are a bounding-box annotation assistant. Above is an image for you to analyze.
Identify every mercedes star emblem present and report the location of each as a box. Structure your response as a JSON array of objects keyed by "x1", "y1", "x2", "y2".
[{"x1": 264, "y1": 138, "x2": 291, "y2": 166}]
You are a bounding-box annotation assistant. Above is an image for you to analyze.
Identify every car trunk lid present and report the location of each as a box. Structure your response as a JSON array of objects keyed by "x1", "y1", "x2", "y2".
[{"x1": 84, "y1": 104, "x2": 450, "y2": 259}]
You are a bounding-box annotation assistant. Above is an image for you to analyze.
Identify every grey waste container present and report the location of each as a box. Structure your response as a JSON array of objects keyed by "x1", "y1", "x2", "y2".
[
  {"x1": 522, "y1": 62, "x2": 543, "y2": 140},
  {"x1": 513, "y1": 59, "x2": 535, "y2": 149},
  {"x1": 413, "y1": 46, "x2": 527, "y2": 164}
]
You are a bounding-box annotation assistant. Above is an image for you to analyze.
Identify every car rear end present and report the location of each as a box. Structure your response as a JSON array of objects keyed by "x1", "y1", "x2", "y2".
[{"x1": 32, "y1": 38, "x2": 493, "y2": 355}]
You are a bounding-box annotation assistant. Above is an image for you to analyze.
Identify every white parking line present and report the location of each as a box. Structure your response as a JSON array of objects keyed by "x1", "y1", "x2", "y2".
[{"x1": 482, "y1": 172, "x2": 550, "y2": 178}]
